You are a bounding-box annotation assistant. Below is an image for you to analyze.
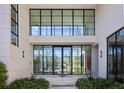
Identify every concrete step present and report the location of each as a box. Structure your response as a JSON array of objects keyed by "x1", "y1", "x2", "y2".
[
  {"x1": 51, "y1": 86, "x2": 76, "y2": 89},
  {"x1": 51, "y1": 85, "x2": 77, "y2": 89}
]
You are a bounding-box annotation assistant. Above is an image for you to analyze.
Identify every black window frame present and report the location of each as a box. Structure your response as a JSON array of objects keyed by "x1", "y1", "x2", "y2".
[
  {"x1": 11, "y1": 4, "x2": 19, "y2": 46},
  {"x1": 107, "y1": 27, "x2": 124, "y2": 82},
  {"x1": 29, "y1": 9, "x2": 95, "y2": 36},
  {"x1": 33, "y1": 45, "x2": 92, "y2": 75}
]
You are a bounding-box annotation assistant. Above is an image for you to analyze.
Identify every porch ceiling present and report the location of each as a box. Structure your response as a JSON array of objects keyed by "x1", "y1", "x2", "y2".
[{"x1": 28, "y1": 4, "x2": 97, "y2": 9}]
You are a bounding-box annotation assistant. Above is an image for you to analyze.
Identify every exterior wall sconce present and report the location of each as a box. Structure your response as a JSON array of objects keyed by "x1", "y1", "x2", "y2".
[
  {"x1": 22, "y1": 51, "x2": 25, "y2": 58},
  {"x1": 100, "y1": 50, "x2": 102, "y2": 58}
]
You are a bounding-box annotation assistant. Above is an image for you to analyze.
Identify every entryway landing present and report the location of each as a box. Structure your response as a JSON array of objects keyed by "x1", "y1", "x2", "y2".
[{"x1": 36, "y1": 75, "x2": 87, "y2": 89}]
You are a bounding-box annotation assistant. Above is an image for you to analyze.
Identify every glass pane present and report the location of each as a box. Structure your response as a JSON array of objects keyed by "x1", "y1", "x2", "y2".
[
  {"x1": 11, "y1": 20, "x2": 17, "y2": 34},
  {"x1": 31, "y1": 16, "x2": 40, "y2": 23},
  {"x1": 12, "y1": 4, "x2": 18, "y2": 10},
  {"x1": 41, "y1": 26, "x2": 51, "y2": 36},
  {"x1": 52, "y1": 17, "x2": 62, "y2": 25},
  {"x1": 84, "y1": 10, "x2": 94, "y2": 16},
  {"x1": 108, "y1": 47, "x2": 114, "y2": 77},
  {"x1": 117, "y1": 29, "x2": 124, "y2": 42},
  {"x1": 63, "y1": 10, "x2": 72, "y2": 16},
  {"x1": 41, "y1": 10, "x2": 51, "y2": 16},
  {"x1": 74, "y1": 26, "x2": 83, "y2": 36},
  {"x1": 41, "y1": 10, "x2": 51, "y2": 26},
  {"x1": 84, "y1": 29, "x2": 94, "y2": 35},
  {"x1": 63, "y1": 17, "x2": 72, "y2": 25},
  {"x1": 34, "y1": 46, "x2": 43, "y2": 74},
  {"x1": 82, "y1": 46, "x2": 91, "y2": 74},
  {"x1": 85, "y1": 23, "x2": 94, "y2": 29},
  {"x1": 74, "y1": 10, "x2": 83, "y2": 16},
  {"x1": 72, "y1": 46, "x2": 81, "y2": 74},
  {"x1": 108, "y1": 34, "x2": 116, "y2": 79},
  {"x1": 74, "y1": 17, "x2": 83, "y2": 25},
  {"x1": 63, "y1": 26, "x2": 72, "y2": 36},
  {"x1": 74, "y1": 10, "x2": 83, "y2": 26},
  {"x1": 52, "y1": 26, "x2": 62, "y2": 36},
  {"x1": 52, "y1": 10, "x2": 61, "y2": 16},
  {"x1": 63, "y1": 10, "x2": 72, "y2": 25},
  {"x1": 11, "y1": 33, "x2": 17, "y2": 46},
  {"x1": 52, "y1": 10, "x2": 62, "y2": 25},
  {"x1": 31, "y1": 10, "x2": 40, "y2": 16},
  {"x1": 44, "y1": 46, "x2": 52, "y2": 74},
  {"x1": 63, "y1": 47, "x2": 71, "y2": 74},
  {"x1": 31, "y1": 26, "x2": 40, "y2": 36},
  {"x1": 11, "y1": 8, "x2": 17, "y2": 22},
  {"x1": 84, "y1": 23, "x2": 94, "y2": 35},
  {"x1": 41, "y1": 17, "x2": 51, "y2": 25},
  {"x1": 84, "y1": 17, "x2": 94, "y2": 22},
  {"x1": 117, "y1": 48, "x2": 123, "y2": 79},
  {"x1": 54, "y1": 47, "x2": 62, "y2": 75}
]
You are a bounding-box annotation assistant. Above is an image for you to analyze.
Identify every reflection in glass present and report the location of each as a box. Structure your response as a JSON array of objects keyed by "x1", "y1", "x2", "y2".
[
  {"x1": 63, "y1": 47, "x2": 71, "y2": 74},
  {"x1": 30, "y1": 9, "x2": 95, "y2": 36},
  {"x1": 82, "y1": 46, "x2": 91, "y2": 74},
  {"x1": 54, "y1": 47, "x2": 62, "y2": 74},
  {"x1": 11, "y1": 21, "x2": 17, "y2": 34},
  {"x1": 63, "y1": 10, "x2": 72, "y2": 36},
  {"x1": 31, "y1": 26, "x2": 40, "y2": 36},
  {"x1": 31, "y1": 10, "x2": 40, "y2": 16},
  {"x1": 41, "y1": 26, "x2": 51, "y2": 36},
  {"x1": 107, "y1": 28, "x2": 124, "y2": 82},
  {"x1": 33, "y1": 45, "x2": 91, "y2": 75},
  {"x1": 72, "y1": 46, "x2": 81, "y2": 74},
  {"x1": 52, "y1": 26, "x2": 62, "y2": 36},
  {"x1": 11, "y1": 4, "x2": 18, "y2": 46},
  {"x1": 34, "y1": 46, "x2": 43, "y2": 74},
  {"x1": 63, "y1": 26, "x2": 72, "y2": 36},
  {"x1": 11, "y1": 33, "x2": 17, "y2": 46},
  {"x1": 44, "y1": 46, "x2": 52, "y2": 74},
  {"x1": 74, "y1": 26, "x2": 83, "y2": 36},
  {"x1": 11, "y1": 8, "x2": 17, "y2": 22}
]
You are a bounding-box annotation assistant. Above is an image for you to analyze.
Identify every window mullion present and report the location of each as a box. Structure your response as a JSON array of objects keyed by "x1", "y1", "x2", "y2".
[{"x1": 40, "y1": 10, "x2": 41, "y2": 36}]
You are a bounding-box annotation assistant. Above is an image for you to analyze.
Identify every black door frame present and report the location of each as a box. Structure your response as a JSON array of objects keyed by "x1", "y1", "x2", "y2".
[{"x1": 53, "y1": 45, "x2": 72, "y2": 75}]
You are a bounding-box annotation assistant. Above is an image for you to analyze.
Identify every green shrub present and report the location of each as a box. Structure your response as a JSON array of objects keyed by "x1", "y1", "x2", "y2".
[
  {"x1": 76, "y1": 77, "x2": 124, "y2": 89},
  {"x1": 0, "y1": 61, "x2": 8, "y2": 89},
  {"x1": 7, "y1": 77, "x2": 49, "y2": 89}
]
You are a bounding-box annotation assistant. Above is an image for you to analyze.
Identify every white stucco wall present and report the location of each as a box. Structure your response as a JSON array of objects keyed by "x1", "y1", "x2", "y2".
[
  {"x1": 8, "y1": 5, "x2": 33, "y2": 83},
  {"x1": 0, "y1": 4, "x2": 10, "y2": 72},
  {"x1": 29, "y1": 36, "x2": 97, "y2": 45},
  {"x1": 92, "y1": 45, "x2": 98, "y2": 77},
  {"x1": 96, "y1": 4, "x2": 123, "y2": 78}
]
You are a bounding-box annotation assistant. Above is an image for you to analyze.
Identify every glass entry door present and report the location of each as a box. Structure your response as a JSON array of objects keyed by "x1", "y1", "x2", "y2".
[
  {"x1": 117, "y1": 47, "x2": 123, "y2": 79},
  {"x1": 34, "y1": 45, "x2": 91, "y2": 75},
  {"x1": 54, "y1": 47, "x2": 62, "y2": 74},
  {"x1": 54, "y1": 46, "x2": 72, "y2": 75},
  {"x1": 63, "y1": 47, "x2": 72, "y2": 74}
]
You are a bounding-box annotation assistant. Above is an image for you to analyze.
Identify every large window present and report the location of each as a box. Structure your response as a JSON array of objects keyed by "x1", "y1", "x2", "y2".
[
  {"x1": 84, "y1": 10, "x2": 95, "y2": 35},
  {"x1": 30, "y1": 9, "x2": 95, "y2": 36},
  {"x1": 107, "y1": 27, "x2": 124, "y2": 82},
  {"x1": 44, "y1": 46, "x2": 52, "y2": 74},
  {"x1": 41, "y1": 10, "x2": 51, "y2": 36},
  {"x1": 34, "y1": 46, "x2": 43, "y2": 74},
  {"x1": 33, "y1": 45, "x2": 91, "y2": 75},
  {"x1": 11, "y1": 4, "x2": 19, "y2": 46},
  {"x1": 63, "y1": 10, "x2": 72, "y2": 36},
  {"x1": 72, "y1": 46, "x2": 82, "y2": 74}
]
